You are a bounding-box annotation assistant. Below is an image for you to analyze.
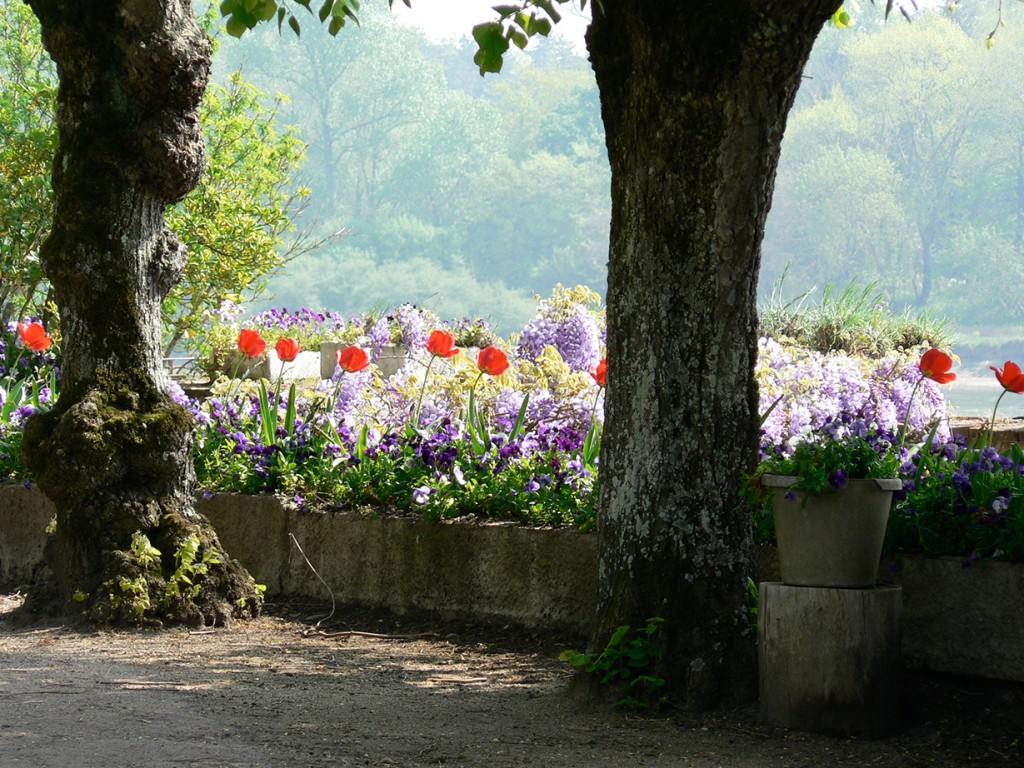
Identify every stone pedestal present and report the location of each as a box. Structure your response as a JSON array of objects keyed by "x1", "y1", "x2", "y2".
[{"x1": 758, "y1": 582, "x2": 903, "y2": 737}]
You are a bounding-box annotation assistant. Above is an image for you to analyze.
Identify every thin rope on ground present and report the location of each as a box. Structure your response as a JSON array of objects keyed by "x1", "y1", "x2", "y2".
[{"x1": 288, "y1": 532, "x2": 335, "y2": 630}]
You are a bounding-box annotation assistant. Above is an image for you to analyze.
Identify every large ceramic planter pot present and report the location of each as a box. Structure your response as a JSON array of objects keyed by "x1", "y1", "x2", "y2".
[{"x1": 762, "y1": 474, "x2": 903, "y2": 588}]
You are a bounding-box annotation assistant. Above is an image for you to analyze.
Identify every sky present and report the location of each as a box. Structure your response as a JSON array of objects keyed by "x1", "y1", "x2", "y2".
[{"x1": 391, "y1": 0, "x2": 590, "y2": 52}]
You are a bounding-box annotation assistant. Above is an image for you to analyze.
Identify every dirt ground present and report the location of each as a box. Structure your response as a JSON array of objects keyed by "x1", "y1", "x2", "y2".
[{"x1": 1, "y1": 593, "x2": 1021, "y2": 768}]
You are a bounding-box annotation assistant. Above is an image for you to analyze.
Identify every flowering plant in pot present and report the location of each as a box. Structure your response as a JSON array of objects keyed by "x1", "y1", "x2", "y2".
[
  {"x1": 753, "y1": 348, "x2": 957, "y2": 587},
  {"x1": 754, "y1": 416, "x2": 905, "y2": 588},
  {"x1": 758, "y1": 416, "x2": 903, "y2": 497}
]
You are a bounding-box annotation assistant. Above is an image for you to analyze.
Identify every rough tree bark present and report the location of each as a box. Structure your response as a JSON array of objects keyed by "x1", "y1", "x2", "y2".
[
  {"x1": 21, "y1": 0, "x2": 260, "y2": 625},
  {"x1": 586, "y1": 1, "x2": 838, "y2": 709}
]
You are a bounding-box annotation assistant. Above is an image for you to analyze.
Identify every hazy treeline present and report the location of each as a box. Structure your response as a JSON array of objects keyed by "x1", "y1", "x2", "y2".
[
  {"x1": 214, "y1": 4, "x2": 608, "y2": 333},
  {"x1": 221, "y1": 2, "x2": 1021, "y2": 337},
  {"x1": 764, "y1": 5, "x2": 1024, "y2": 337}
]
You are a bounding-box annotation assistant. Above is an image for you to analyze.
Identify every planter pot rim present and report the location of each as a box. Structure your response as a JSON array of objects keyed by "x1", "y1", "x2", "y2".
[{"x1": 760, "y1": 474, "x2": 903, "y2": 492}]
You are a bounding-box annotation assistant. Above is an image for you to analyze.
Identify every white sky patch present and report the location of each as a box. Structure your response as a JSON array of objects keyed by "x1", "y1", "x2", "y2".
[{"x1": 392, "y1": 0, "x2": 590, "y2": 53}]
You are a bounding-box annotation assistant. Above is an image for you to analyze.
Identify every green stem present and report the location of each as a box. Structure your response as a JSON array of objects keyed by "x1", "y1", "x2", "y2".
[
  {"x1": 899, "y1": 377, "x2": 924, "y2": 446},
  {"x1": 467, "y1": 371, "x2": 486, "y2": 452},
  {"x1": 988, "y1": 389, "x2": 1007, "y2": 449},
  {"x1": 274, "y1": 359, "x2": 289, "y2": 402},
  {"x1": 413, "y1": 356, "x2": 436, "y2": 428}
]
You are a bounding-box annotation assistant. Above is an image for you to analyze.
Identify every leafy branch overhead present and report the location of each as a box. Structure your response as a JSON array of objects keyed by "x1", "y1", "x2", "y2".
[
  {"x1": 220, "y1": 0, "x2": 368, "y2": 38},
  {"x1": 471, "y1": 0, "x2": 602, "y2": 75},
  {"x1": 218, "y1": 0, "x2": 602, "y2": 75}
]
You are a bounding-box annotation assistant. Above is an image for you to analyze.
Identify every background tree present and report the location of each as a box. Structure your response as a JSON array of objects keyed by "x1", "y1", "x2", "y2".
[
  {"x1": 164, "y1": 67, "x2": 314, "y2": 355},
  {"x1": 21, "y1": 0, "x2": 261, "y2": 625},
  {"x1": 0, "y1": 0, "x2": 54, "y2": 325},
  {"x1": 0, "y1": 0, "x2": 312, "y2": 356},
  {"x1": 761, "y1": 8, "x2": 1024, "y2": 332}
]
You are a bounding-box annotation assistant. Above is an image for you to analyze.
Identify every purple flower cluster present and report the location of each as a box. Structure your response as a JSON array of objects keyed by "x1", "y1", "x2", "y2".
[
  {"x1": 368, "y1": 317, "x2": 392, "y2": 360},
  {"x1": 758, "y1": 338, "x2": 950, "y2": 450},
  {"x1": 395, "y1": 304, "x2": 428, "y2": 352},
  {"x1": 518, "y1": 297, "x2": 603, "y2": 372},
  {"x1": 248, "y1": 306, "x2": 347, "y2": 340}
]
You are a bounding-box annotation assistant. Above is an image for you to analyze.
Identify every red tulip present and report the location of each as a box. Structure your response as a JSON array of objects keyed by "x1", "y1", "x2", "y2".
[
  {"x1": 426, "y1": 330, "x2": 459, "y2": 359},
  {"x1": 237, "y1": 328, "x2": 267, "y2": 358},
  {"x1": 337, "y1": 345, "x2": 370, "y2": 373},
  {"x1": 918, "y1": 348, "x2": 956, "y2": 384},
  {"x1": 17, "y1": 321, "x2": 52, "y2": 352},
  {"x1": 589, "y1": 358, "x2": 607, "y2": 387},
  {"x1": 991, "y1": 361, "x2": 1024, "y2": 394},
  {"x1": 275, "y1": 337, "x2": 300, "y2": 362},
  {"x1": 476, "y1": 345, "x2": 509, "y2": 376}
]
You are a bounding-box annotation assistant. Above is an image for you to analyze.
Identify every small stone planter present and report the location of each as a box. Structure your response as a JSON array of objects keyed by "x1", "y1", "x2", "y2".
[
  {"x1": 320, "y1": 343, "x2": 407, "y2": 380},
  {"x1": 212, "y1": 350, "x2": 270, "y2": 381},
  {"x1": 211, "y1": 350, "x2": 320, "y2": 382}
]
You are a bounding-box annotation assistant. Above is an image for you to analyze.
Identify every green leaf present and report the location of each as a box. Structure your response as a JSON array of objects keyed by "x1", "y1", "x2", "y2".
[
  {"x1": 284, "y1": 382, "x2": 297, "y2": 436},
  {"x1": 508, "y1": 391, "x2": 530, "y2": 443},
  {"x1": 225, "y1": 13, "x2": 249, "y2": 38},
  {"x1": 532, "y1": 17, "x2": 552, "y2": 36},
  {"x1": 355, "y1": 424, "x2": 369, "y2": 460},
  {"x1": 319, "y1": 0, "x2": 334, "y2": 23},
  {"x1": 472, "y1": 22, "x2": 509, "y2": 76},
  {"x1": 608, "y1": 625, "x2": 630, "y2": 646},
  {"x1": 253, "y1": 0, "x2": 278, "y2": 22},
  {"x1": 535, "y1": 0, "x2": 562, "y2": 23},
  {"x1": 328, "y1": 15, "x2": 345, "y2": 35},
  {"x1": 493, "y1": 4, "x2": 521, "y2": 18},
  {"x1": 288, "y1": 15, "x2": 301, "y2": 35},
  {"x1": 509, "y1": 29, "x2": 528, "y2": 50}
]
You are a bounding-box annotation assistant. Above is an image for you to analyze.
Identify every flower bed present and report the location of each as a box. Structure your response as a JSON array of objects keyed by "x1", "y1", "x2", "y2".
[{"x1": 4, "y1": 292, "x2": 1023, "y2": 564}]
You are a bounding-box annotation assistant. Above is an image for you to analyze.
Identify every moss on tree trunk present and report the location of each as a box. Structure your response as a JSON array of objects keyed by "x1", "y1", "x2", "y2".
[{"x1": 21, "y1": 0, "x2": 260, "y2": 626}]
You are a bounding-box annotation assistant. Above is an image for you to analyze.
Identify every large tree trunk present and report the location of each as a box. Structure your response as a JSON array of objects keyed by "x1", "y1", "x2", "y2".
[
  {"x1": 21, "y1": 0, "x2": 260, "y2": 626},
  {"x1": 586, "y1": 1, "x2": 837, "y2": 709}
]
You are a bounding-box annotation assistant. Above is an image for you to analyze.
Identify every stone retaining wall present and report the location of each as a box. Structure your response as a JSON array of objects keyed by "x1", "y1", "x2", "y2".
[{"x1": 2, "y1": 486, "x2": 1022, "y2": 682}]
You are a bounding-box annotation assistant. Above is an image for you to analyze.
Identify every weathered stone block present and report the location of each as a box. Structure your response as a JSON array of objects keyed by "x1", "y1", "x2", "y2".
[{"x1": 758, "y1": 582, "x2": 903, "y2": 737}]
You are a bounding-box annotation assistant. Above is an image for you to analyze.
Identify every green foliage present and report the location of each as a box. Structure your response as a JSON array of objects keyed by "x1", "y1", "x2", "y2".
[
  {"x1": 746, "y1": 577, "x2": 759, "y2": 625},
  {"x1": 165, "y1": 71, "x2": 311, "y2": 355},
  {"x1": 164, "y1": 533, "x2": 222, "y2": 605},
  {"x1": 755, "y1": 425, "x2": 902, "y2": 498},
  {"x1": 130, "y1": 530, "x2": 162, "y2": 569},
  {"x1": 887, "y1": 442, "x2": 1024, "y2": 561},
  {"x1": 192, "y1": 393, "x2": 599, "y2": 529},
  {"x1": 469, "y1": 1, "x2": 598, "y2": 75},
  {"x1": 0, "y1": 1, "x2": 56, "y2": 325},
  {"x1": 759, "y1": 275, "x2": 954, "y2": 358},
  {"x1": 560, "y1": 617, "x2": 666, "y2": 709}
]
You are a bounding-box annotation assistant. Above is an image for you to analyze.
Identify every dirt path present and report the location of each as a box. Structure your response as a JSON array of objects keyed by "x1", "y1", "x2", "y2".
[{"x1": 1, "y1": 594, "x2": 1021, "y2": 768}]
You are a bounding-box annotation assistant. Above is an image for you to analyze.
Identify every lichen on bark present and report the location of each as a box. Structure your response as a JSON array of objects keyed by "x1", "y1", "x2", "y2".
[{"x1": 21, "y1": 0, "x2": 260, "y2": 625}]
